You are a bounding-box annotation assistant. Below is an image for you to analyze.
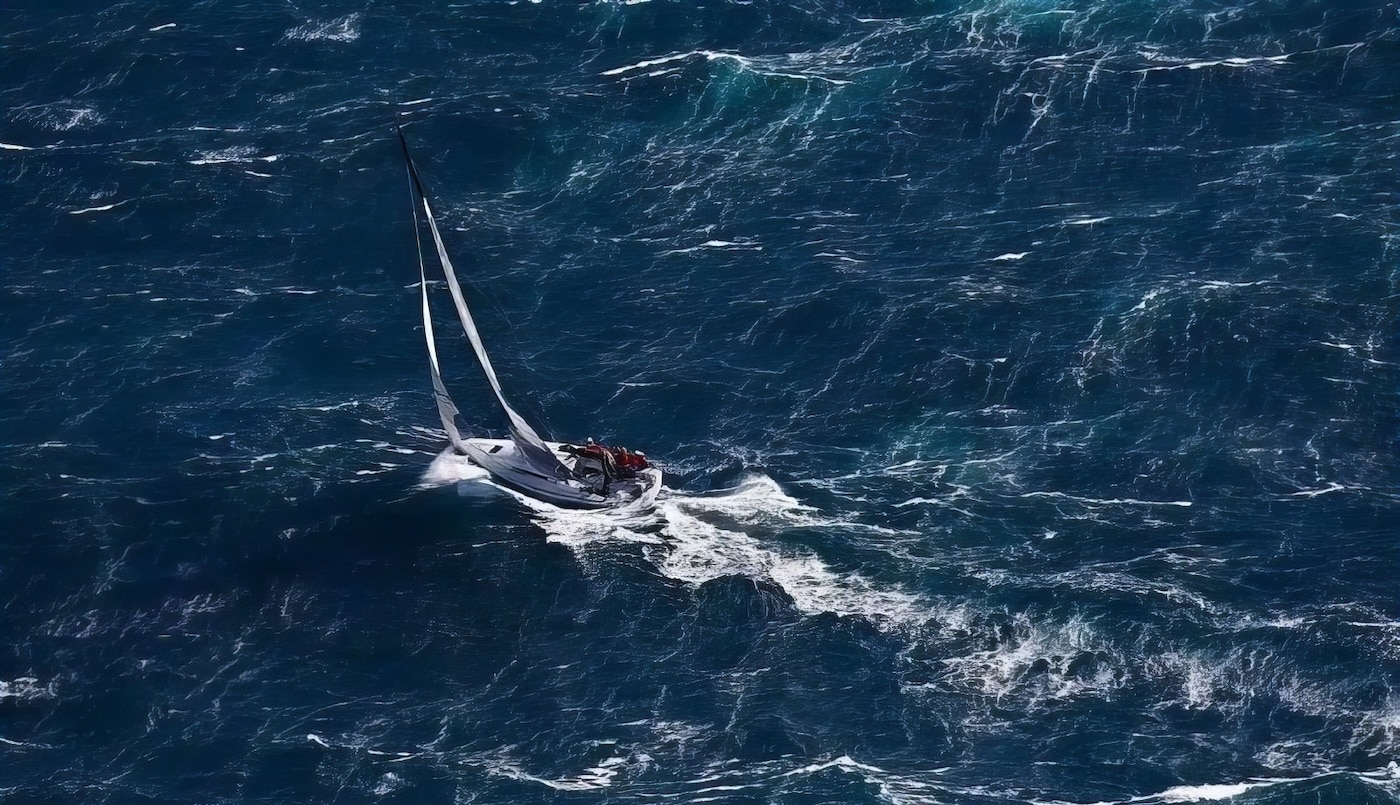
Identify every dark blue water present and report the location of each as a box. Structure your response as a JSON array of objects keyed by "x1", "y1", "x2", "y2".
[{"x1": 4, "y1": 2, "x2": 1398, "y2": 802}]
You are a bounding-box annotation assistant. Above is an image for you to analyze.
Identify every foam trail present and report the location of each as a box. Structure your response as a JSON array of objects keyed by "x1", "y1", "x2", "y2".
[
  {"x1": 657, "y1": 476, "x2": 926, "y2": 624},
  {"x1": 512, "y1": 473, "x2": 925, "y2": 624},
  {"x1": 514, "y1": 489, "x2": 665, "y2": 549}
]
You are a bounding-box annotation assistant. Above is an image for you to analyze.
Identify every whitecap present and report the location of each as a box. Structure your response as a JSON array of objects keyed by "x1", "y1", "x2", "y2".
[
  {"x1": 68, "y1": 200, "x2": 128, "y2": 215},
  {"x1": 0, "y1": 677, "x2": 56, "y2": 702},
  {"x1": 601, "y1": 49, "x2": 849, "y2": 85},
  {"x1": 940, "y1": 613, "x2": 1122, "y2": 702},
  {"x1": 1022, "y1": 491, "x2": 1192, "y2": 507},
  {"x1": 1158, "y1": 781, "x2": 1270, "y2": 801},
  {"x1": 660, "y1": 239, "x2": 763, "y2": 256},
  {"x1": 1138, "y1": 54, "x2": 1292, "y2": 74},
  {"x1": 484, "y1": 755, "x2": 626, "y2": 791},
  {"x1": 1290, "y1": 482, "x2": 1345, "y2": 497},
  {"x1": 601, "y1": 51, "x2": 726, "y2": 77},
  {"x1": 47, "y1": 107, "x2": 102, "y2": 131},
  {"x1": 781, "y1": 755, "x2": 886, "y2": 777},
  {"x1": 189, "y1": 147, "x2": 280, "y2": 166},
  {"x1": 419, "y1": 448, "x2": 493, "y2": 489},
  {"x1": 286, "y1": 14, "x2": 360, "y2": 43}
]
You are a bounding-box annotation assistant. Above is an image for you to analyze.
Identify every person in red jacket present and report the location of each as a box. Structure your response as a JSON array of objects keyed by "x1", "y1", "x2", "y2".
[
  {"x1": 559, "y1": 439, "x2": 650, "y2": 484},
  {"x1": 560, "y1": 438, "x2": 619, "y2": 489},
  {"x1": 610, "y1": 447, "x2": 650, "y2": 477}
]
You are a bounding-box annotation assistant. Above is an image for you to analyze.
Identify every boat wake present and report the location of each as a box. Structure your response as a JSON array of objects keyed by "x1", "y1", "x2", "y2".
[
  {"x1": 419, "y1": 455, "x2": 931, "y2": 626},
  {"x1": 500, "y1": 471, "x2": 930, "y2": 626},
  {"x1": 423, "y1": 451, "x2": 921, "y2": 619},
  {"x1": 419, "y1": 447, "x2": 492, "y2": 488}
]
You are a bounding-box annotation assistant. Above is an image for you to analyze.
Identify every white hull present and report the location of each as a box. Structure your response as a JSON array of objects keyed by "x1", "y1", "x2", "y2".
[{"x1": 460, "y1": 438, "x2": 662, "y2": 510}]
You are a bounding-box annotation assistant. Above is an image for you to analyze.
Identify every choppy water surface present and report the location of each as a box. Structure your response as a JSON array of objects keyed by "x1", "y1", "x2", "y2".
[{"x1": 3, "y1": 1, "x2": 1398, "y2": 802}]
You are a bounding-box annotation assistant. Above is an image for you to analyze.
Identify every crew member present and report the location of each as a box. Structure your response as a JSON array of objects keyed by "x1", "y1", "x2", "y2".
[
  {"x1": 609, "y1": 447, "x2": 650, "y2": 478},
  {"x1": 560, "y1": 438, "x2": 618, "y2": 487}
]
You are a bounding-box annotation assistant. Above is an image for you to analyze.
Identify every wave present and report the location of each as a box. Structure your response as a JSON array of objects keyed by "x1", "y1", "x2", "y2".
[
  {"x1": 188, "y1": 147, "x2": 280, "y2": 166},
  {"x1": 601, "y1": 49, "x2": 852, "y2": 86},
  {"x1": 68, "y1": 200, "x2": 128, "y2": 215},
  {"x1": 0, "y1": 677, "x2": 56, "y2": 703},
  {"x1": 285, "y1": 14, "x2": 360, "y2": 43}
]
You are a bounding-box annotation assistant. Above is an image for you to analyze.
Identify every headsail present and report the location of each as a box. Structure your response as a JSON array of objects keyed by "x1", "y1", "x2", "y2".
[
  {"x1": 399, "y1": 128, "x2": 576, "y2": 479},
  {"x1": 408, "y1": 175, "x2": 470, "y2": 454}
]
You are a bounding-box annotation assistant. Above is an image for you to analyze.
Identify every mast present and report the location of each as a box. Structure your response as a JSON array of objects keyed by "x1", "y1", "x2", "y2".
[{"x1": 399, "y1": 127, "x2": 576, "y2": 480}]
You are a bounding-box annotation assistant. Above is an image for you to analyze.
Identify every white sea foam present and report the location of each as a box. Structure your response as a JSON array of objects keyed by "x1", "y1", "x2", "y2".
[
  {"x1": 286, "y1": 14, "x2": 360, "y2": 43},
  {"x1": 189, "y1": 147, "x2": 279, "y2": 166},
  {"x1": 1151, "y1": 650, "x2": 1227, "y2": 710},
  {"x1": 601, "y1": 49, "x2": 850, "y2": 85},
  {"x1": 69, "y1": 200, "x2": 128, "y2": 215},
  {"x1": 660, "y1": 239, "x2": 764, "y2": 256},
  {"x1": 517, "y1": 473, "x2": 927, "y2": 625},
  {"x1": 774, "y1": 754, "x2": 957, "y2": 804},
  {"x1": 940, "y1": 613, "x2": 1122, "y2": 703},
  {"x1": 782, "y1": 755, "x2": 886, "y2": 777},
  {"x1": 1107, "y1": 770, "x2": 1400, "y2": 804},
  {"x1": 1137, "y1": 54, "x2": 1292, "y2": 74},
  {"x1": 991, "y1": 252, "x2": 1029, "y2": 261},
  {"x1": 0, "y1": 677, "x2": 55, "y2": 702},
  {"x1": 1148, "y1": 645, "x2": 1337, "y2": 719},
  {"x1": 1351, "y1": 700, "x2": 1400, "y2": 757},
  {"x1": 48, "y1": 107, "x2": 103, "y2": 131},
  {"x1": 419, "y1": 448, "x2": 492, "y2": 489},
  {"x1": 372, "y1": 772, "x2": 402, "y2": 796},
  {"x1": 1289, "y1": 482, "x2": 1345, "y2": 497},
  {"x1": 1022, "y1": 491, "x2": 1192, "y2": 507},
  {"x1": 1155, "y1": 780, "x2": 1272, "y2": 801},
  {"x1": 659, "y1": 504, "x2": 923, "y2": 623},
  {"x1": 484, "y1": 752, "x2": 634, "y2": 791},
  {"x1": 1200, "y1": 280, "x2": 1269, "y2": 289},
  {"x1": 601, "y1": 51, "x2": 715, "y2": 76},
  {"x1": 517, "y1": 496, "x2": 664, "y2": 550}
]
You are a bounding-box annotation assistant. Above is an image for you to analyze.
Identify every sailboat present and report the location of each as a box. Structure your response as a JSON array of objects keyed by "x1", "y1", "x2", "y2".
[{"x1": 399, "y1": 127, "x2": 662, "y2": 509}]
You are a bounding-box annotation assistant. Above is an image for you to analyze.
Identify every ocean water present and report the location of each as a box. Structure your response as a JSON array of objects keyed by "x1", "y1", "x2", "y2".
[{"x1": 3, "y1": 1, "x2": 1398, "y2": 802}]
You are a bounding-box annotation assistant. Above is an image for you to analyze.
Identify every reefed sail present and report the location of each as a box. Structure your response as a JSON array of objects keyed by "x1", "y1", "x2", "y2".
[{"x1": 400, "y1": 129, "x2": 576, "y2": 480}]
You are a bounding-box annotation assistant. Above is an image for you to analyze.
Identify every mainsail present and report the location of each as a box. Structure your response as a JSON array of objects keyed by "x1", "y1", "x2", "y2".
[{"x1": 399, "y1": 128, "x2": 576, "y2": 480}]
